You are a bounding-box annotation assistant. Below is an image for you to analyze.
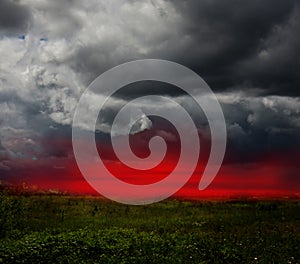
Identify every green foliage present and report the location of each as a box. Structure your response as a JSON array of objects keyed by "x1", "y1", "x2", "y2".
[
  {"x1": 0, "y1": 193, "x2": 23, "y2": 238},
  {"x1": 0, "y1": 194, "x2": 299, "y2": 263}
]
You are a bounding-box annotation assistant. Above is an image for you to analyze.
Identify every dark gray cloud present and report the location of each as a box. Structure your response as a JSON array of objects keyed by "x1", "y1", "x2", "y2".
[
  {"x1": 0, "y1": 0, "x2": 31, "y2": 33},
  {"x1": 40, "y1": 124, "x2": 72, "y2": 158},
  {"x1": 219, "y1": 94, "x2": 300, "y2": 162},
  {"x1": 162, "y1": 0, "x2": 299, "y2": 95},
  {"x1": 237, "y1": 5, "x2": 300, "y2": 96},
  {"x1": 0, "y1": 137, "x2": 13, "y2": 170}
]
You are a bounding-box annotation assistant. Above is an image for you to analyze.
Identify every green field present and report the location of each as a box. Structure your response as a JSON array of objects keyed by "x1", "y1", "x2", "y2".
[{"x1": 0, "y1": 192, "x2": 299, "y2": 263}]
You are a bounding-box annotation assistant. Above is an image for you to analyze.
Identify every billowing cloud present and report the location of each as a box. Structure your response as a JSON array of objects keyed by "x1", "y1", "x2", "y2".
[{"x1": 165, "y1": 0, "x2": 298, "y2": 95}]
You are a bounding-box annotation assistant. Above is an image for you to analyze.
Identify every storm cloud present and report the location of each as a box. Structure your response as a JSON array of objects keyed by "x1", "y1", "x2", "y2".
[
  {"x1": 0, "y1": 0, "x2": 31, "y2": 33},
  {"x1": 0, "y1": 0, "x2": 300, "y2": 172}
]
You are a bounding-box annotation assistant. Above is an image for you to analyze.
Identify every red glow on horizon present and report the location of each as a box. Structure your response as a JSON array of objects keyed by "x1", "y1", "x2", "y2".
[
  {"x1": 1, "y1": 128, "x2": 299, "y2": 199},
  {"x1": 2, "y1": 149, "x2": 299, "y2": 200}
]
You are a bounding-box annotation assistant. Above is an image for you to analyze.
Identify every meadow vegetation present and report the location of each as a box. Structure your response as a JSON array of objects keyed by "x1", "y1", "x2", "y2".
[{"x1": 0, "y1": 191, "x2": 299, "y2": 263}]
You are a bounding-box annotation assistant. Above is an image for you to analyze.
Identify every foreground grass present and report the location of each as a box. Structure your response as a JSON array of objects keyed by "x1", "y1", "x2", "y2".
[{"x1": 0, "y1": 193, "x2": 299, "y2": 263}]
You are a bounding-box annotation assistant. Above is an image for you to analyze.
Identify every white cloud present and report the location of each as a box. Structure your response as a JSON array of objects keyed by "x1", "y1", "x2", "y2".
[
  {"x1": 130, "y1": 114, "x2": 152, "y2": 135},
  {"x1": 0, "y1": 0, "x2": 184, "y2": 136}
]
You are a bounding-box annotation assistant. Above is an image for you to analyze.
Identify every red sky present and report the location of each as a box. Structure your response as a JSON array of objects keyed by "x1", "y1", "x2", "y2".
[{"x1": 2, "y1": 141, "x2": 299, "y2": 200}]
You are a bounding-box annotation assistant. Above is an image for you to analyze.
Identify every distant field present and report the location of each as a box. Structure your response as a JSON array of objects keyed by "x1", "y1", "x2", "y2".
[{"x1": 0, "y1": 193, "x2": 299, "y2": 263}]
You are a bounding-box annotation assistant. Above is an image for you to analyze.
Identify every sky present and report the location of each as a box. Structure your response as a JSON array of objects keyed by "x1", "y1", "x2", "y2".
[{"x1": 0, "y1": 0, "x2": 299, "y2": 199}]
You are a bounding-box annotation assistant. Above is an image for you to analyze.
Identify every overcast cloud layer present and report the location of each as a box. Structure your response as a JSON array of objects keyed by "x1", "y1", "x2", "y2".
[{"x1": 0, "y1": 0, "x2": 300, "y2": 172}]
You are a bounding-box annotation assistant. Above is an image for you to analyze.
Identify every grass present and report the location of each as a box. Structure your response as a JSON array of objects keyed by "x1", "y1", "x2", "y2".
[{"x1": 0, "y1": 192, "x2": 299, "y2": 263}]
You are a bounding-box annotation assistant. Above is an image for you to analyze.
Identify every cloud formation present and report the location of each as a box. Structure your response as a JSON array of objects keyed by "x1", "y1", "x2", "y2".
[
  {"x1": 0, "y1": 0, "x2": 31, "y2": 33},
  {"x1": 0, "y1": 0, "x2": 299, "y2": 174}
]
